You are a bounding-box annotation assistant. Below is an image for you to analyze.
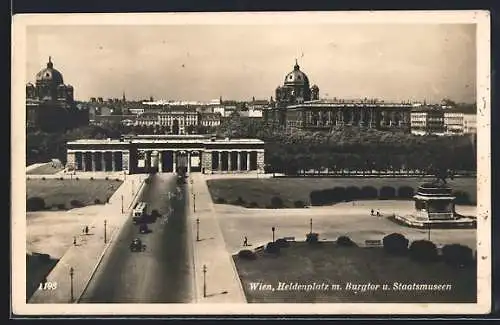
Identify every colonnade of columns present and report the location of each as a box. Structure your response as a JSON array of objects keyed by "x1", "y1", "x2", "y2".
[
  {"x1": 210, "y1": 150, "x2": 260, "y2": 172},
  {"x1": 72, "y1": 151, "x2": 124, "y2": 172},
  {"x1": 295, "y1": 108, "x2": 410, "y2": 128}
]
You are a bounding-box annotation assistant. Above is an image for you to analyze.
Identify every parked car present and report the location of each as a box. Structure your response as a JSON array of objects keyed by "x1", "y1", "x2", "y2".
[
  {"x1": 139, "y1": 223, "x2": 149, "y2": 234},
  {"x1": 130, "y1": 238, "x2": 144, "y2": 252}
]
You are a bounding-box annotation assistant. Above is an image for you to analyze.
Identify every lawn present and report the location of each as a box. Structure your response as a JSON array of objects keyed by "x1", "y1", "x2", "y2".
[
  {"x1": 233, "y1": 242, "x2": 476, "y2": 303},
  {"x1": 207, "y1": 177, "x2": 477, "y2": 208},
  {"x1": 26, "y1": 253, "x2": 59, "y2": 301},
  {"x1": 27, "y1": 164, "x2": 64, "y2": 175},
  {"x1": 26, "y1": 179, "x2": 123, "y2": 209}
]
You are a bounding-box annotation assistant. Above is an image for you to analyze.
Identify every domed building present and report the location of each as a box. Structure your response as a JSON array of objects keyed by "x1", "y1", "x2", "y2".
[
  {"x1": 275, "y1": 60, "x2": 320, "y2": 107},
  {"x1": 26, "y1": 57, "x2": 88, "y2": 131},
  {"x1": 264, "y1": 59, "x2": 412, "y2": 130}
]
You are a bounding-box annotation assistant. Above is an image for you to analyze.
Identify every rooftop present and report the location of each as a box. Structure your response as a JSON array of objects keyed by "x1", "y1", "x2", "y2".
[{"x1": 68, "y1": 135, "x2": 264, "y2": 145}]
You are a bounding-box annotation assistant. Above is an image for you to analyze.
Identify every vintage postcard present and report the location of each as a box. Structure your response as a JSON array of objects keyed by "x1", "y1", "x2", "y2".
[{"x1": 11, "y1": 11, "x2": 491, "y2": 316}]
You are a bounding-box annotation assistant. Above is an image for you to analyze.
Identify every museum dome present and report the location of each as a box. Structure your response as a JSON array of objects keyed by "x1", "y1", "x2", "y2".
[
  {"x1": 35, "y1": 57, "x2": 64, "y2": 85},
  {"x1": 284, "y1": 60, "x2": 309, "y2": 86}
]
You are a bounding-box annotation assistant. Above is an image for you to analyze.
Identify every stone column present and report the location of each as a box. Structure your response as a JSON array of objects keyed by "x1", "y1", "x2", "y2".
[
  {"x1": 122, "y1": 150, "x2": 130, "y2": 174},
  {"x1": 247, "y1": 151, "x2": 251, "y2": 171},
  {"x1": 91, "y1": 152, "x2": 96, "y2": 172},
  {"x1": 101, "y1": 152, "x2": 106, "y2": 172},
  {"x1": 202, "y1": 151, "x2": 212, "y2": 174},
  {"x1": 237, "y1": 151, "x2": 241, "y2": 171},
  {"x1": 187, "y1": 151, "x2": 191, "y2": 173},
  {"x1": 172, "y1": 151, "x2": 177, "y2": 172},
  {"x1": 257, "y1": 150, "x2": 265, "y2": 173},
  {"x1": 82, "y1": 152, "x2": 87, "y2": 171},
  {"x1": 359, "y1": 108, "x2": 365, "y2": 126},
  {"x1": 218, "y1": 151, "x2": 222, "y2": 172},
  {"x1": 158, "y1": 151, "x2": 163, "y2": 173},
  {"x1": 111, "y1": 152, "x2": 116, "y2": 171},
  {"x1": 66, "y1": 151, "x2": 75, "y2": 171},
  {"x1": 228, "y1": 151, "x2": 233, "y2": 172}
]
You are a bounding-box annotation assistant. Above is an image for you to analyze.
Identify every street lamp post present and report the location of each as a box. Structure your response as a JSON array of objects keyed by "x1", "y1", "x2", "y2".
[
  {"x1": 196, "y1": 218, "x2": 200, "y2": 241},
  {"x1": 310, "y1": 218, "x2": 313, "y2": 234},
  {"x1": 193, "y1": 193, "x2": 196, "y2": 212},
  {"x1": 69, "y1": 267, "x2": 74, "y2": 303},
  {"x1": 121, "y1": 195, "x2": 124, "y2": 214},
  {"x1": 272, "y1": 226, "x2": 275, "y2": 242},
  {"x1": 202, "y1": 264, "x2": 207, "y2": 298},
  {"x1": 428, "y1": 222, "x2": 431, "y2": 241},
  {"x1": 104, "y1": 220, "x2": 107, "y2": 244}
]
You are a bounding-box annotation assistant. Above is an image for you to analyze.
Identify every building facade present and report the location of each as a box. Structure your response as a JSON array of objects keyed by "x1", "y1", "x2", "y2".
[
  {"x1": 265, "y1": 61, "x2": 412, "y2": 130},
  {"x1": 66, "y1": 135, "x2": 265, "y2": 174},
  {"x1": 411, "y1": 108, "x2": 477, "y2": 136},
  {"x1": 26, "y1": 57, "x2": 88, "y2": 131}
]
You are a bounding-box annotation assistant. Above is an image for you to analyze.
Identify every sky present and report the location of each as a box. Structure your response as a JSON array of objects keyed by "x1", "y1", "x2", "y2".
[{"x1": 25, "y1": 24, "x2": 476, "y2": 103}]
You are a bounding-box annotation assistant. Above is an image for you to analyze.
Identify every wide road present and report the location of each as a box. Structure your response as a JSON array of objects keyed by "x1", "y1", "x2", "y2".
[{"x1": 79, "y1": 173, "x2": 194, "y2": 303}]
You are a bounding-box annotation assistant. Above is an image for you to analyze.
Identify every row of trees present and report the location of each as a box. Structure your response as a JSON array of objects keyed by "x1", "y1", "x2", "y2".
[
  {"x1": 27, "y1": 115, "x2": 476, "y2": 174},
  {"x1": 216, "y1": 116, "x2": 477, "y2": 174}
]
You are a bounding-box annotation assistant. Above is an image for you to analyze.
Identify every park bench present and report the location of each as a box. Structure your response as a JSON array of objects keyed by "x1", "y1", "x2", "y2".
[{"x1": 364, "y1": 239, "x2": 383, "y2": 247}]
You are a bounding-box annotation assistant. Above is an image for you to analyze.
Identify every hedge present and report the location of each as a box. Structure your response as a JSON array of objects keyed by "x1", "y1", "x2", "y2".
[
  {"x1": 306, "y1": 232, "x2": 319, "y2": 244},
  {"x1": 398, "y1": 186, "x2": 415, "y2": 198},
  {"x1": 337, "y1": 236, "x2": 356, "y2": 247},
  {"x1": 70, "y1": 200, "x2": 85, "y2": 208},
  {"x1": 345, "y1": 186, "x2": 361, "y2": 201},
  {"x1": 265, "y1": 242, "x2": 280, "y2": 254},
  {"x1": 293, "y1": 200, "x2": 306, "y2": 208},
  {"x1": 383, "y1": 233, "x2": 409, "y2": 255},
  {"x1": 215, "y1": 197, "x2": 226, "y2": 204},
  {"x1": 442, "y1": 244, "x2": 474, "y2": 267},
  {"x1": 238, "y1": 249, "x2": 257, "y2": 260},
  {"x1": 379, "y1": 186, "x2": 396, "y2": 199},
  {"x1": 409, "y1": 240, "x2": 438, "y2": 263},
  {"x1": 270, "y1": 196, "x2": 284, "y2": 209},
  {"x1": 360, "y1": 186, "x2": 378, "y2": 199},
  {"x1": 453, "y1": 190, "x2": 472, "y2": 205},
  {"x1": 275, "y1": 238, "x2": 291, "y2": 248},
  {"x1": 27, "y1": 197, "x2": 46, "y2": 211}
]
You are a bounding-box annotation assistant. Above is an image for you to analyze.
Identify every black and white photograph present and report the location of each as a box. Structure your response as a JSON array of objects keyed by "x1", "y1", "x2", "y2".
[{"x1": 11, "y1": 11, "x2": 491, "y2": 315}]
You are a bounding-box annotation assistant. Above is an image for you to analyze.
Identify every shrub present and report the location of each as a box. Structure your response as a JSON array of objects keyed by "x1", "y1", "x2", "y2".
[
  {"x1": 105, "y1": 176, "x2": 109, "y2": 180},
  {"x1": 360, "y1": 186, "x2": 378, "y2": 199},
  {"x1": 94, "y1": 198, "x2": 102, "y2": 204},
  {"x1": 235, "y1": 196, "x2": 246, "y2": 206},
  {"x1": 115, "y1": 178, "x2": 121, "y2": 181},
  {"x1": 151, "y1": 209, "x2": 160, "y2": 218},
  {"x1": 215, "y1": 197, "x2": 226, "y2": 204},
  {"x1": 453, "y1": 190, "x2": 471, "y2": 205},
  {"x1": 309, "y1": 190, "x2": 321, "y2": 206},
  {"x1": 56, "y1": 203, "x2": 66, "y2": 210},
  {"x1": 70, "y1": 200, "x2": 85, "y2": 208},
  {"x1": 337, "y1": 236, "x2": 356, "y2": 247},
  {"x1": 248, "y1": 201, "x2": 259, "y2": 208},
  {"x1": 383, "y1": 233, "x2": 409, "y2": 255},
  {"x1": 306, "y1": 232, "x2": 319, "y2": 244},
  {"x1": 442, "y1": 244, "x2": 474, "y2": 267},
  {"x1": 293, "y1": 200, "x2": 306, "y2": 208},
  {"x1": 330, "y1": 187, "x2": 346, "y2": 203},
  {"x1": 270, "y1": 196, "x2": 284, "y2": 209},
  {"x1": 409, "y1": 240, "x2": 438, "y2": 263},
  {"x1": 26, "y1": 197, "x2": 46, "y2": 211},
  {"x1": 41, "y1": 177, "x2": 46, "y2": 180},
  {"x1": 345, "y1": 186, "x2": 361, "y2": 201},
  {"x1": 275, "y1": 238, "x2": 290, "y2": 248},
  {"x1": 75, "y1": 177, "x2": 79, "y2": 180},
  {"x1": 265, "y1": 242, "x2": 280, "y2": 254},
  {"x1": 59, "y1": 177, "x2": 64, "y2": 181},
  {"x1": 90, "y1": 177, "x2": 94, "y2": 180},
  {"x1": 238, "y1": 249, "x2": 257, "y2": 260},
  {"x1": 398, "y1": 186, "x2": 415, "y2": 199},
  {"x1": 379, "y1": 186, "x2": 396, "y2": 199}
]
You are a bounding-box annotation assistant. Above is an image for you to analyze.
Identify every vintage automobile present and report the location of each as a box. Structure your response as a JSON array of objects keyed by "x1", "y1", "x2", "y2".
[
  {"x1": 130, "y1": 238, "x2": 144, "y2": 252},
  {"x1": 139, "y1": 223, "x2": 149, "y2": 234}
]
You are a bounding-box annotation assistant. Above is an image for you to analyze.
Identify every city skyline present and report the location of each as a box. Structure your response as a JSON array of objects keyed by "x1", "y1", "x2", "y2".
[{"x1": 26, "y1": 24, "x2": 476, "y2": 104}]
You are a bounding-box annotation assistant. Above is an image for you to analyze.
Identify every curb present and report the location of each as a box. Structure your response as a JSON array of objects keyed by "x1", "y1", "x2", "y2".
[
  {"x1": 76, "y1": 175, "x2": 148, "y2": 302},
  {"x1": 186, "y1": 182, "x2": 199, "y2": 303},
  {"x1": 202, "y1": 176, "x2": 247, "y2": 303}
]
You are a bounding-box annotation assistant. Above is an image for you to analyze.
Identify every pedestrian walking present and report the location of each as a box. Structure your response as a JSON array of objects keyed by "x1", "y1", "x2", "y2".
[
  {"x1": 243, "y1": 236, "x2": 248, "y2": 247},
  {"x1": 73, "y1": 236, "x2": 77, "y2": 246},
  {"x1": 371, "y1": 209, "x2": 374, "y2": 216},
  {"x1": 85, "y1": 226, "x2": 89, "y2": 235},
  {"x1": 376, "y1": 210, "x2": 381, "y2": 217}
]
